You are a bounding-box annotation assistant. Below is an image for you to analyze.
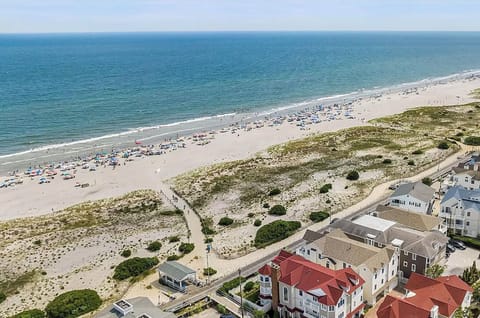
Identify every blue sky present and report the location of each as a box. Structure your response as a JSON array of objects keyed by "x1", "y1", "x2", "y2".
[{"x1": 1, "y1": 0, "x2": 480, "y2": 33}]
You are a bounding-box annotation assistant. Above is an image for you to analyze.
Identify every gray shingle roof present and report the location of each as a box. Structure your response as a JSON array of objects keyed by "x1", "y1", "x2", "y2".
[
  {"x1": 452, "y1": 167, "x2": 480, "y2": 181},
  {"x1": 95, "y1": 297, "x2": 175, "y2": 318},
  {"x1": 158, "y1": 261, "x2": 195, "y2": 281},
  {"x1": 441, "y1": 186, "x2": 480, "y2": 205},
  {"x1": 390, "y1": 181, "x2": 434, "y2": 203}
]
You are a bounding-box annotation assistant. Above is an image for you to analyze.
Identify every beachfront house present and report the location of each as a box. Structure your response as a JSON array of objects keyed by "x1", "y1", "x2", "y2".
[
  {"x1": 296, "y1": 229, "x2": 399, "y2": 305},
  {"x1": 157, "y1": 261, "x2": 196, "y2": 293},
  {"x1": 459, "y1": 154, "x2": 480, "y2": 171},
  {"x1": 440, "y1": 186, "x2": 480, "y2": 237},
  {"x1": 451, "y1": 167, "x2": 480, "y2": 190},
  {"x1": 330, "y1": 215, "x2": 448, "y2": 282},
  {"x1": 377, "y1": 273, "x2": 473, "y2": 318},
  {"x1": 373, "y1": 205, "x2": 447, "y2": 234},
  {"x1": 258, "y1": 250, "x2": 365, "y2": 318},
  {"x1": 388, "y1": 181, "x2": 435, "y2": 214}
]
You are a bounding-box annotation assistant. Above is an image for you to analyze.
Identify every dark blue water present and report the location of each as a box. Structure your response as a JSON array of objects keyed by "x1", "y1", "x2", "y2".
[{"x1": 1, "y1": 32, "x2": 480, "y2": 157}]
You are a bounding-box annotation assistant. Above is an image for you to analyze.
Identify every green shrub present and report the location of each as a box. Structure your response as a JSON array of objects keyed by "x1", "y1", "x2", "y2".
[
  {"x1": 422, "y1": 177, "x2": 433, "y2": 186},
  {"x1": 268, "y1": 205, "x2": 286, "y2": 216},
  {"x1": 243, "y1": 281, "x2": 255, "y2": 292},
  {"x1": 262, "y1": 203, "x2": 270, "y2": 209},
  {"x1": 113, "y1": 257, "x2": 159, "y2": 280},
  {"x1": 179, "y1": 243, "x2": 195, "y2": 254},
  {"x1": 407, "y1": 160, "x2": 415, "y2": 166},
  {"x1": 120, "y1": 249, "x2": 131, "y2": 258},
  {"x1": 254, "y1": 220, "x2": 301, "y2": 247},
  {"x1": 437, "y1": 141, "x2": 449, "y2": 149},
  {"x1": 218, "y1": 217, "x2": 234, "y2": 226},
  {"x1": 204, "y1": 237, "x2": 213, "y2": 243},
  {"x1": 33, "y1": 240, "x2": 41, "y2": 246},
  {"x1": 346, "y1": 170, "x2": 360, "y2": 180},
  {"x1": 0, "y1": 291, "x2": 5, "y2": 304},
  {"x1": 45, "y1": 289, "x2": 101, "y2": 318},
  {"x1": 220, "y1": 277, "x2": 246, "y2": 292},
  {"x1": 167, "y1": 255, "x2": 181, "y2": 261},
  {"x1": 203, "y1": 267, "x2": 217, "y2": 276},
  {"x1": 456, "y1": 132, "x2": 464, "y2": 137},
  {"x1": 217, "y1": 304, "x2": 228, "y2": 314},
  {"x1": 248, "y1": 212, "x2": 255, "y2": 218},
  {"x1": 309, "y1": 211, "x2": 330, "y2": 223},
  {"x1": 146, "y1": 241, "x2": 162, "y2": 252},
  {"x1": 168, "y1": 236, "x2": 180, "y2": 243},
  {"x1": 268, "y1": 188, "x2": 281, "y2": 196},
  {"x1": 464, "y1": 136, "x2": 480, "y2": 146},
  {"x1": 382, "y1": 159, "x2": 392, "y2": 164},
  {"x1": 319, "y1": 184, "x2": 332, "y2": 194},
  {"x1": 9, "y1": 309, "x2": 45, "y2": 318},
  {"x1": 411, "y1": 149, "x2": 423, "y2": 155},
  {"x1": 254, "y1": 219, "x2": 262, "y2": 227}
]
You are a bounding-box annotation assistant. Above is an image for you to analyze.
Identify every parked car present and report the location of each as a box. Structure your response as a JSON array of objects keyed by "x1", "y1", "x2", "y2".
[
  {"x1": 449, "y1": 239, "x2": 466, "y2": 250},
  {"x1": 446, "y1": 243, "x2": 456, "y2": 253}
]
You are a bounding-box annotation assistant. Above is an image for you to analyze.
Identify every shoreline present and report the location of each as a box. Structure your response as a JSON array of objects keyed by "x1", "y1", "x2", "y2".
[
  {"x1": 1, "y1": 70, "x2": 479, "y2": 176},
  {"x1": 0, "y1": 74, "x2": 480, "y2": 221}
]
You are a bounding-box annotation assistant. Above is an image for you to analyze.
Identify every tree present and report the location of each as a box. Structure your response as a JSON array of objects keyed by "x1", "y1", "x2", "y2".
[
  {"x1": 461, "y1": 261, "x2": 480, "y2": 285},
  {"x1": 45, "y1": 289, "x2": 101, "y2": 318},
  {"x1": 146, "y1": 241, "x2": 162, "y2": 252},
  {"x1": 422, "y1": 177, "x2": 433, "y2": 186},
  {"x1": 346, "y1": 170, "x2": 360, "y2": 181},
  {"x1": 9, "y1": 309, "x2": 45, "y2": 318},
  {"x1": 268, "y1": 205, "x2": 286, "y2": 216},
  {"x1": 113, "y1": 257, "x2": 159, "y2": 280},
  {"x1": 426, "y1": 264, "x2": 445, "y2": 279}
]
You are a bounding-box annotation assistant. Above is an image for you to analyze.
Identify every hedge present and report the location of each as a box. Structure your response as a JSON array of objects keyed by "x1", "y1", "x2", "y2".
[
  {"x1": 254, "y1": 220, "x2": 301, "y2": 247},
  {"x1": 9, "y1": 309, "x2": 45, "y2": 318},
  {"x1": 113, "y1": 257, "x2": 159, "y2": 280},
  {"x1": 220, "y1": 276, "x2": 246, "y2": 293},
  {"x1": 309, "y1": 211, "x2": 330, "y2": 223},
  {"x1": 45, "y1": 289, "x2": 101, "y2": 318},
  {"x1": 268, "y1": 205, "x2": 286, "y2": 216},
  {"x1": 452, "y1": 235, "x2": 480, "y2": 249}
]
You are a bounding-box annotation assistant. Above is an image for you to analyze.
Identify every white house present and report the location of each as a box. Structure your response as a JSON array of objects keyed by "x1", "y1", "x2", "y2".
[
  {"x1": 259, "y1": 250, "x2": 365, "y2": 318},
  {"x1": 440, "y1": 186, "x2": 480, "y2": 237},
  {"x1": 388, "y1": 181, "x2": 435, "y2": 214},
  {"x1": 451, "y1": 167, "x2": 480, "y2": 190},
  {"x1": 296, "y1": 229, "x2": 399, "y2": 305}
]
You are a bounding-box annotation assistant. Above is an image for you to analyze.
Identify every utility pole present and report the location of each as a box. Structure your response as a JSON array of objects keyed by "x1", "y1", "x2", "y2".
[
  {"x1": 206, "y1": 243, "x2": 210, "y2": 285},
  {"x1": 239, "y1": 268, "x2": 244, "y2": 318}
]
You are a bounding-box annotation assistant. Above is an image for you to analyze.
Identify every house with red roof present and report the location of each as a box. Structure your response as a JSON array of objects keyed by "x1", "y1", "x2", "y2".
[
  {"x1": 258, "y1": 250, "x2": 365, "y2": 318},
  {"x1": 377, "y1": 273, "x2": 473, "y2": 318}
]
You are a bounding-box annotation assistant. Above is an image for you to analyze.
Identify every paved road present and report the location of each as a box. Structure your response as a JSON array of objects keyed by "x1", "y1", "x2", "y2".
[{"x1": 161, "y1": 152, "x2": 470, "y2": 313}]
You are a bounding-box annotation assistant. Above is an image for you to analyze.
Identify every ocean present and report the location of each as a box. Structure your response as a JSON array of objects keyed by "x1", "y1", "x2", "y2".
[{"x1": 1, "y1": 31, "x2": 480, "y2": 171}]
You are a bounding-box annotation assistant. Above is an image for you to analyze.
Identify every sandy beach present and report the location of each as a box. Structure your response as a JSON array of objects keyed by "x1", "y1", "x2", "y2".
[{"x1": 1, "y1": 76, "x2": 479, "y2": 221}]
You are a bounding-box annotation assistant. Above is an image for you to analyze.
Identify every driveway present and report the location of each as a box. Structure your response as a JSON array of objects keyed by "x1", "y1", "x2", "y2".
[{"x1": 444, "y1": 247, "x2": 480, "y2": 276}]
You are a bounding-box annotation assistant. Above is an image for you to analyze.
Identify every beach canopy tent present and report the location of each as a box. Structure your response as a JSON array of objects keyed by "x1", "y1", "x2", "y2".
[{"x1": 158, "y1": 261, "x2": 196, "y2": 292}]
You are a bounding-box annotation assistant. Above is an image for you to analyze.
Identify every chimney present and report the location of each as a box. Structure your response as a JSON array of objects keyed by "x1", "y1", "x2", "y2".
[
  {"x1": 430, "y1": 305, "x2": 438, "y2": 318},
  {"x1": 271, "y1": 262, "x2": 281, "y2": 312}
]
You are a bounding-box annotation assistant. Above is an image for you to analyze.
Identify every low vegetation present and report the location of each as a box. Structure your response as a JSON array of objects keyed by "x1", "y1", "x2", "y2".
[
  {"x1": 319, "y1": 183, "x2": 332, "y2": 193},
  {"x1": 268, "y1": 205, "x2": 286, "y2": 216},
  {"x1": 422, "y1": 177, "x2": 433, "y2": 186},
  {"x1": 346, "y1": 170, "x2": 360, "y2": 181},
  {"x1": 220, "y1": 276, "x2": 246, "y2": 293},
  {"x1": 203, "y1": 267, "x2": 217, "y2": 276},
  {"x1": 268, "y1": 188, "x2": 281, "y2": 196},
  {"x1": 464, "y1": 136, "x2": 480, "y2": 146},
  {"x1": 9, "y1": 309, "x2": 45, "y2": 318},
  {"x1": 168, "y1": 235, "x2": 180, "y2": 243},
  {"x1": 254, "y1": 220, "x2": 301, "y2": 248},
  {"x1": 437, "y1": 141, "x2": 450, "y2": 149},
  {"x1": 120, "y1": 249, "x2": 131, "y2": 258},
  {"x1": 179, "y1": 243, "x2": 195, "y2": 254},
  {"x1": 253, "y1": 219, "x2": 262, "y2": 227},
  {"x1": 113, "y1": 257, "x2": 159, "y2": 280},
  {"x1": 218, "y1": 217, "x2": 234, "y2": 226},
  {"x1": 309, "y1": 211, "x2": 330, "y2": 223},
  {"x1": 146, "y1": 241, "x2": 162, "y2": 252},
  {"x1": 45, "y1": 289, "x2": 101, "y2": 318}
]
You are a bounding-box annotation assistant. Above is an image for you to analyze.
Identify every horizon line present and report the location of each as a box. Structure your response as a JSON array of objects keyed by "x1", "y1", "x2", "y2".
[{"x1": 1, "y1": 29, "x2": 480, "y2": 35}]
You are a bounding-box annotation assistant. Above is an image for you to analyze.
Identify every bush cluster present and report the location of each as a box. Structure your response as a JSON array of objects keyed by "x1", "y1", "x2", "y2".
[
  {"x1": 218, "y1": 217, "x2": 234, "y2": 226},
  {"x1": 45, "y1": 289, "x2": 101, "y2": 318},
  {"x1": 120, "y1": 249, "x2": 131, "y2": 258},
  {"x1": 464, "y1": 136, "x2": 480, "y2": 146},
  {"x1": 268, "y1": 188, "x2": 281, "y2": 196},
  {"x1": 268, "y1": 205, "x2": 286, "y2": 216},
  {"x1": 146, "y1": 241, "x2": 162, "y2": 252},
  {"x1": 220, "y1": 277, "x2": 246, "y2": 293},
  {"x1": 203, "y1": 267, "x2": 217, "y2": 276},
  {"x1": 179, "y1": 243, "x2": 195, "y2": 254},
  {"x1": 422, "y1": 177, "x2": 433, "y2": 186},
  {"x1": 167, "y1": 255, "x2": 181, "y2": 261},
  {"x1": 254, "y1": 220, "x2": 301, "y2": 247},
  {"x1": 437, "y1": 141, "x2": 450, "y2": 149},
  {"x1": 243, "y1": 281, "x2": 255, "y2": 292},
  {"x1": 319, "y1": 184, "x2": 332, "y2": 194},
  {"x1": 346, "y1": 170, "x2": 360, "y2": 181},
  {"x1": 9, "y1": 309, "x2": 45, "y2": 318},
  {"x1": 113, "y1": 257, "x2": 159, "y2": 280},
  {"x1": 309, "y1": 211, "x2": 330, "y2": 223}
]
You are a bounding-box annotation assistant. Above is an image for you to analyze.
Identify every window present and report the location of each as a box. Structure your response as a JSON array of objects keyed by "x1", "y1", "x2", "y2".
[
  {"x1": 412, "y1": 264, "x2": 416, "y2": 272},
  {"x1": 329, "y1": 306, "x2": 335, "y2": 312},
  {"x1": 283, "y1": 287, "x2": 288, "y2": 302},
  {"x1": 299, "y1": 290, "x2": 303, "y2": 296},
  {"x1": 412, "y1": 254, "x2": 416, "y2": 261},
  {"x1": 403, "y1": 261, "x2": 408, "y2": 267},
  {"x1": 338, "y1": 298, "x2": 345, "y2": 307},
  {"x1": 467, "y1": 212, "x2": 471, "y2": 217},
  {"x1": 343, "y1": 262, "x2": 347, "y2": 269},
  {"x1": 382, "y1": 268, "x2": 385, "y2": 274},
  {"x1": 374, "y1": 284, "x2": 377, "y2": 290},
  {"x1": 404, "y1": 251, "x2": 408, "y2": 256},
  {"x1": 467, "y1": 221, "x2": 470, "y2": 226},
  {"x1": 374, "y1": 273, "x2": 377, "y2": 279},
  {"x1": 326, "y1": 261, "x2": 330, "y2": 269},
  {"x1": 260, "y1": 276, "x2": 263, "y2": 282},
  {"x1": 381, "y1": 279, "x2": 384, "y2": 284},
  {"x1": 307, "y1": 249, "x2": 310, "y2": 255}
]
